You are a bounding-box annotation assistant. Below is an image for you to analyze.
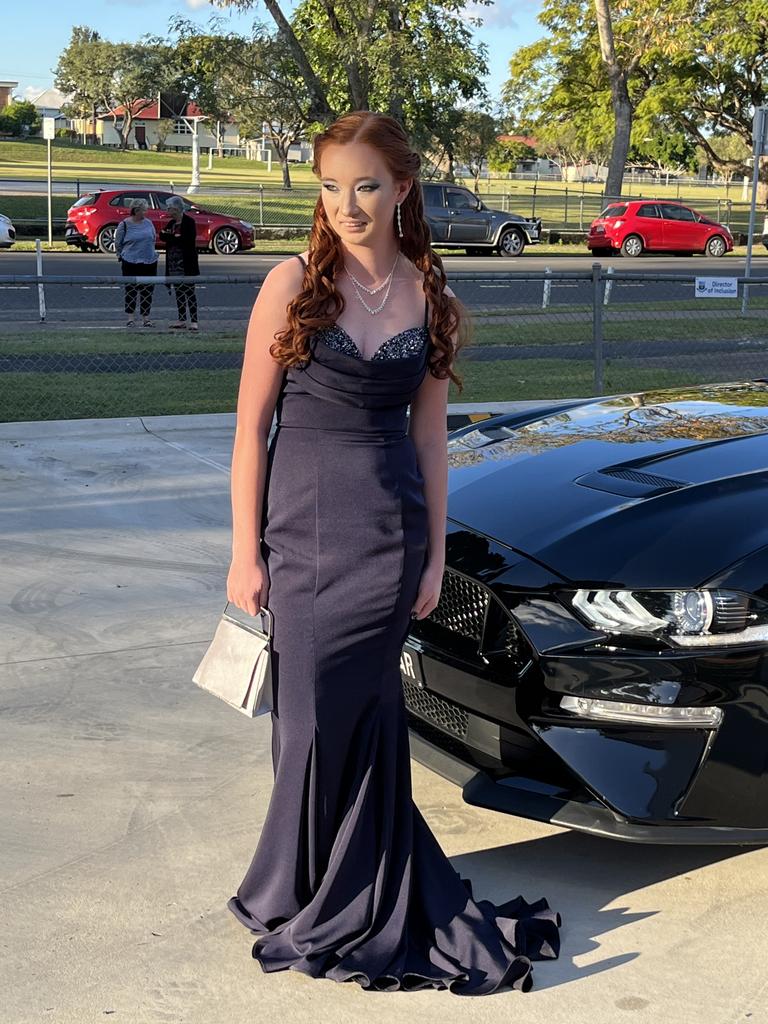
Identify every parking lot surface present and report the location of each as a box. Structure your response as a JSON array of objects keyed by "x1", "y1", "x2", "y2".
[{"x1": 2, "y1": 408, "x2": 767, "y2": 1024}]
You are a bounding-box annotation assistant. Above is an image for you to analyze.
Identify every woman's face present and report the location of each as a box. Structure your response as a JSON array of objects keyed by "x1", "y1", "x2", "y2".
[
  {"x1": 169, "y1": 205, "x2": 183, "y2": 221},
  {"x1": 319, "y1": 141, "x2": 411, "y2": 247},
  {"x1": 131, "y1": 207, "x2": 146, "y2": 221}
]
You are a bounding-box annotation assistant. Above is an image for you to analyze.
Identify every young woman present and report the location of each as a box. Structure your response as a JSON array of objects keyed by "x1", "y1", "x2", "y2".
[
  {"x1": 224, "y1": 110, "x2": 561, "y2": 995},
  {"x1": 159, "y1": 196, "x2": 200, "y2": 331},
  {"x1": 114, "y1": 199, "x2": 157, "y2": 328}
]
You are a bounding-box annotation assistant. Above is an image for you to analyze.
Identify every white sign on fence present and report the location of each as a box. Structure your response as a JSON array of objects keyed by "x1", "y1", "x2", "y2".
[
  {"x1": 694, "y1": 277, "x2": 739, "y2": 298},
  {"x1": 42, "y1": 117, "x2": 55, "y2": 141}
]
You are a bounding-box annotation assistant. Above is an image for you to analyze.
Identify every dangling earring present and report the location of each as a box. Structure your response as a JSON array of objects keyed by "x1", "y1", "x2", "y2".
[{"x1": 396, "y1": 201, "x2": 403, "y2": 238}]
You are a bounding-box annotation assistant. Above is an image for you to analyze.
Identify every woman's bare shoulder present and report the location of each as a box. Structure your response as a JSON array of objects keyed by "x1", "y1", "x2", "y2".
[{"x1": 264, "y1": 252, "x2": 307, "y2": 289}]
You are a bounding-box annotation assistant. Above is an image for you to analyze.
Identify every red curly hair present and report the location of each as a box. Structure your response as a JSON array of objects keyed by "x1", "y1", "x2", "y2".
[{"x1": 270, "y1": 110, "x2": 470, "y2": 391}]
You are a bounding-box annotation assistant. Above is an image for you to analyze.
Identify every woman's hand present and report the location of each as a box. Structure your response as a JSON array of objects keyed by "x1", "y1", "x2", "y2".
[
  {"x1": 411, "y1": 557, "x2": 444, "y2": 620},
  {"x1": 227, "y1": 554, "x2": 270, "y2": 617}
]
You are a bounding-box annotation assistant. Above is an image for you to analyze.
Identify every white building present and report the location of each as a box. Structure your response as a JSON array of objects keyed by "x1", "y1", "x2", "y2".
[
  {"x1": 73, "y1": 99, "x2": 242, "y2": 153},
  {"x1": 28, "y1": 88, "x2": 69, "y2": 133}
]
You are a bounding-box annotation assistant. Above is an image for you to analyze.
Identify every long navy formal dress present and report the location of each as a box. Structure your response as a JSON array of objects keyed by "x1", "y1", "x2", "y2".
[{"x1": 227, "y1": 254, "x2": 561, "y2": 994}]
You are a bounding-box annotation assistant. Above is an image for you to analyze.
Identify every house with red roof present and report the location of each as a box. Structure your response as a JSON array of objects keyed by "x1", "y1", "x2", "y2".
[{"x1": 71, "y1": 98, "x2": 242, "y2": 154}]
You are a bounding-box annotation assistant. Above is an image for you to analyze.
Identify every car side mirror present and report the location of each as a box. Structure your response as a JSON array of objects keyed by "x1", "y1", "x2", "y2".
[{"x1": 475, "y1": 198, "x2": 482, "y2": 210}]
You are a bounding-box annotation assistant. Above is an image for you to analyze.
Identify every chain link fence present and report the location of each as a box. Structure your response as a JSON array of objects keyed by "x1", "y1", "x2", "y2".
[{"x1": 1, "y1": 267, "x2": 766, "y2": 423}]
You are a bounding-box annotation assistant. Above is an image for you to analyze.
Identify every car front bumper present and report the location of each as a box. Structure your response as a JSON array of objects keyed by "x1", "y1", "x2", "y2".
[
  {"x1": 402, "y1": 529, "x2": 768, "y2": 843},
  {"x1": 408, "y1": 723, "x2": 768, "y2": 844}
]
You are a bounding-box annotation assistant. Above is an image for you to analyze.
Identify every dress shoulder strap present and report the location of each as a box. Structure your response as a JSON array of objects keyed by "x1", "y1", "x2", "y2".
[
  {"x1": 295, "y1": 253, "x2": 306, "y2": 268},
  {"x1": 424, "y1": 293, "x2": 429, "y2": 327}
]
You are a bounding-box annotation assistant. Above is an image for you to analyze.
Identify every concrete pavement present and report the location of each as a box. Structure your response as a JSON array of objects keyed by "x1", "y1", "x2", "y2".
[{"x1": 2, "y1": 406, "x2": 768, "y2": 1024}]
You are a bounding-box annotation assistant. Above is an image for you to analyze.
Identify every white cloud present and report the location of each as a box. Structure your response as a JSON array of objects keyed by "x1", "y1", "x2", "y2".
[
  {"x1": 184, "y1": 0, "x2": 211, "y2": 9},
  {"x1": 462, "y1": 1, "x2": 535, "y2": 30}
]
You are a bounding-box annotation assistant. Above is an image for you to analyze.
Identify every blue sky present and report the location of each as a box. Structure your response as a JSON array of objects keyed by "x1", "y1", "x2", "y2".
[{"x1": 2, "y1": 0, "x2": 544, "y2": 106}]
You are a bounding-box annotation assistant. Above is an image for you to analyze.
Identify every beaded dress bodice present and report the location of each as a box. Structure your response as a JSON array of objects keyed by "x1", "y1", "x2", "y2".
[{"x1": 294, "y1": 253, "x2": 430, "y2": 362}]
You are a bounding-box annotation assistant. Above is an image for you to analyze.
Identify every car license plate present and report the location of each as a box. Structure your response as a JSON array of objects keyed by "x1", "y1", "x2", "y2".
[{"x1": 400, "y1": 641, "x2": 425, "y2": 690}]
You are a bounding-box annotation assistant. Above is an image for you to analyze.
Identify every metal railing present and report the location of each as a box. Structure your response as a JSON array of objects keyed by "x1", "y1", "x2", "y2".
[{"x1": 1, "y1": 266, "x2": 766, "y2": 423}]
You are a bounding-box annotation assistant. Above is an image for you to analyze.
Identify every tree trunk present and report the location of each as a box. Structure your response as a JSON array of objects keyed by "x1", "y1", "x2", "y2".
[
  {"x1": 262, "y1": 0, "x2": 335, "y2": 123},
  {"x1": 593, "y1": 0, "x2": 632, "y2": 199},
  {"x1": 111, "y1": 115, "x2": 127, "y2": 150},
  {"x1": 386, "y1": 3, "x2": 405, "y2": 125},
  {"x1": 604, "y1": 84, "x2": 632, "y2": 199}
]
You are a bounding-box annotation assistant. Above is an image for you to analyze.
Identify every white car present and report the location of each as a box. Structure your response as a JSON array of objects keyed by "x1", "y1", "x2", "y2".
[{"x1": 0, "y1": 213, "x2": 16, "y2": 249}]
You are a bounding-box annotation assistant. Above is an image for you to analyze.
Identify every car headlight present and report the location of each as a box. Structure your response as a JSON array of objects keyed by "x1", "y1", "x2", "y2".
[{"x1": 560, "y1": 588, "x2": 768, "y2": 647}]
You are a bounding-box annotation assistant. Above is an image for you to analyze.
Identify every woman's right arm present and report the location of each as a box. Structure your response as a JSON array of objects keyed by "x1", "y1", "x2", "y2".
[{"x1": 227, "y1": 256, "x2": 304, "y2": 616}]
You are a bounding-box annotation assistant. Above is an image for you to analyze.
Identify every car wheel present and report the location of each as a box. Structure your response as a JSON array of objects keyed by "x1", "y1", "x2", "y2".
[
  {"x1": 498, "y1": 228, "x2": 525, "y2": 257},
  {"x1": 97, "y1": 225, "x2": 118, "y2": 254},
  {"x1": 705, "y1": 235, "x2": 727, "y2": 258},
  {"x1": 620, "y1": 234, "x2": 644, "y2": 258},
  {"x1": 212, "y1": 227, "x2": 240, "y2": 255}
]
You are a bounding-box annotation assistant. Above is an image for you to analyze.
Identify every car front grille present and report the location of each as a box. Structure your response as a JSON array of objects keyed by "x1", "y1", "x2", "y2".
[
  {"x1": 427, "y1": 569, "x2": 488, "y2": 643},
  {"x1": 415, "y1": 566, "x2": 529, "y2": 672},
  {"x1": 402, "y1": 678, "x2": 468, "y2": 738}
]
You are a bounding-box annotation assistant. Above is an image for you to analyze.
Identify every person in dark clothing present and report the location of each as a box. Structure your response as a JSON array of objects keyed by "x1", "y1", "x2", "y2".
[{"x1": 159, "y1": 196, "x2": 200, "y2": 331}]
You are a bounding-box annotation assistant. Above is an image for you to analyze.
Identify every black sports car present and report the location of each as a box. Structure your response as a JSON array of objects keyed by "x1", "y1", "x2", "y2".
[{"x1": 402, "y1": 379, "x2": 768, "y2": 844}]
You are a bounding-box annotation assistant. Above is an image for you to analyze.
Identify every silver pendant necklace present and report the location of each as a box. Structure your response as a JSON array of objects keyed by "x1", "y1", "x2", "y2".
[{"x1": 346, "y1": 251, "x2": 400, "y2": 315}]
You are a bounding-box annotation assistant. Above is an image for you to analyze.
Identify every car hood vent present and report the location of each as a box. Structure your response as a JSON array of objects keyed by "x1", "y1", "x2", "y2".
[
  {"x1": 575, "y1": 466, "x2": 688, "y2": 497},
  {"x1": 585, "y1": 468, "x2": 688, "y2": 495}
]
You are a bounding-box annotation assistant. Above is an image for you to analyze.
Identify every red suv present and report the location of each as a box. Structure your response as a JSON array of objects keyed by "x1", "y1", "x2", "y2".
[
  {"x1": 65, "y1": 190, "x2": 255, "y2": 256},
  {"x1": 587, "y1": 200, "x2": 733, "y2": 258}
]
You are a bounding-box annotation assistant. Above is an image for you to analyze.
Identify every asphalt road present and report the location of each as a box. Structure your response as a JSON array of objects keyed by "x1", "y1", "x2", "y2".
[{"x1": 1, "y1": 249, "x2": 766, "y2": 328}]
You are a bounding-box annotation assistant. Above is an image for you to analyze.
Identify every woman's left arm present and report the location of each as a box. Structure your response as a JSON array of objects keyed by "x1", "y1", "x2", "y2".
[{"x1": 407, "y1": 287, "x2": 457, "y2": 618}]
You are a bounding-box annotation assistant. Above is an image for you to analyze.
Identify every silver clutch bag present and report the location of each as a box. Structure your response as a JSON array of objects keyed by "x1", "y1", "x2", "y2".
[{"x1": 192, "y1": 601, "x2": 274, "y2": 717}]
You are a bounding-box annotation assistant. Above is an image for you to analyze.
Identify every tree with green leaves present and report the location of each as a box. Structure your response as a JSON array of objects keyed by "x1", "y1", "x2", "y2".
[
  {"x1": 453, "y1": 109, "x2": 499, "y2": 190},
  {"x1": 503, "y1": 0, "x2": 767, "y2": 201},
  {"x1": 213, "y1": 0, "x2": 490, "y2": 154},
  {"x1": 0, "y1": 100, "x2": 40, "y2": 137},
  {"x1": 54, "y1": 27, "x2": 114, "y2": 143},
  {"x1": 487, "y1": 138, "x2": 538, "y2": 175},
  {"x1": 169, "y1": 18, "x2": 237, "y2": 157},
  {"x1": 164, "y1": 20, "x2": 313, "y2": 187},
  {"x1": 645, "y1": 0, "x2": 767, "y2": 202},
  {"x1": 693, "y1": 135, "x2": 752, "y2": 182},
  {"x1": 106, "y1": 38, "x2": 180, "y2": 150},
  {"x1": 56, "y1": 28, "x2": 181, "y2": 150}
]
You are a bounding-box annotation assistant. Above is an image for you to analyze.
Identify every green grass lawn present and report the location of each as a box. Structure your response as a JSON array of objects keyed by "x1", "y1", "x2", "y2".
[{"x1": 0, "y1": 319, "x2": 742, "y2": 422}]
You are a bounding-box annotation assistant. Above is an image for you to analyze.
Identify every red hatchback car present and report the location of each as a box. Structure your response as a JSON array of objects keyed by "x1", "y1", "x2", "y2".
[
  {"x1": 587, "y1": 199, "x2": 733, "y2": 258},
  {"x1": 65, "y1": 189, "x2": 255, "y2": 255}
]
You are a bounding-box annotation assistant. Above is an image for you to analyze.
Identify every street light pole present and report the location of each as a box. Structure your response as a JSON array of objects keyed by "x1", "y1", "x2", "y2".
[{"x1": 182, "y1": 116, "x2": 206, "y2": 194}]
